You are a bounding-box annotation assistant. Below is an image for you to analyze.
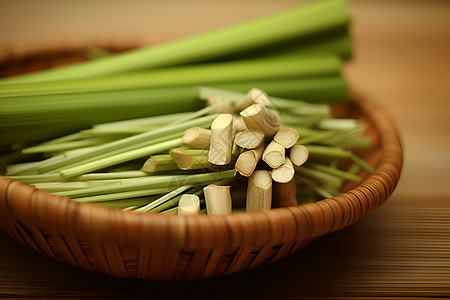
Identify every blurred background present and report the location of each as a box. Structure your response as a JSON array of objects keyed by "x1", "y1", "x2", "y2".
[{"x1": 0, "y1": 0, "x2": 449, "y2": 297}]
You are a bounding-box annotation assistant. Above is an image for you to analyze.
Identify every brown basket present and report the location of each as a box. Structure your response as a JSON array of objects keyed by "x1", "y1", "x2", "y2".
[{"x1": 0, "y1": 40, "x2": 403, "y2": 280}]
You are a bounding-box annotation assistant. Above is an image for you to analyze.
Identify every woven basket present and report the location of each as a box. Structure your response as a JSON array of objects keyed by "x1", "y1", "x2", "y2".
[{"x1": 0, "y1": 40, "x2": 403, "y2": 280}]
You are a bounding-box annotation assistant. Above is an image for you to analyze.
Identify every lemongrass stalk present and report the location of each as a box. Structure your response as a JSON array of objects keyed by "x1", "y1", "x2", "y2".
[
  {"x1": 21, "y1": 138, "x2": 113, "y2": 154},
  {"x1": 204, "y1": 185, "x2": 232, "y2": 215},
  {"x1": 299, "y1": 130, "x2": 337, "y2": 145},
  {"x1": 305, "y1": 144, "x2": 352, "y2": 159},
  {"x1": 5, "y1": 161, "x2": 41, "y2": 175},
  {"x1": 98, "y1": 196, "x2": 160, "y2": 209},
  {"x1": 246, "y1": 170, "x2": 272, "y2": 212},
  {"x1": 281, "y1": 115, "x2": 325, "y2": 128},
  {"x1": 347, "y1": 163, "x2": 361, "y2": 175},
  {"x1": 73, "y1": 187, "x2": 175, "y2": 203},
  {"x1": 240, "y1": 104, "x2": 281, "y2": 137},
  {"x1": 141, "y1": 154, "x2": 179, "y2": 172},
  {"x1": 252, "y1": 30, "x2": 353, "y2": 60},
  {"x1": 297, "y1": 176, "x2": 335, "y2": 199},
  {"x1": 234, "y1": 88, "x2": 271, "y2": 112},
  {"x1": 160, "y1": 207, "x2": 179, "y2": 215},
  {"x1": 274, "y1": 128, "x2": 299, "y2": 148},
  {"x1": 295, "y1": 165, "x2": 343, "y2": 189},
  {"x1": 206, "y1": 96, "x2": 235, "y2": 114},
  {"x1": 77, "y1": 171, "x2": 150, "y2": 180},
  {"x1": 1, "y1": 0, "x2": 351, "y2": 84},
  {"x1": 33, "y1": 180, "x2": 124, "y2": 192},
  {"x1": 271, "y1": 157, "x2": 295, "y2": 183},
  {"x1": 208, "y1": 114, "x2": 233, "y2": 165},
  {"x1": 324, "y1": 132, "x2": 372, "y2": 149},
  {"x1": 182, "y1": 127, "x2": 211, "y2": 149},
  {"x1": 235, "y1": 144, "x2": 264, "y2": 177},
  {"x1": 317, "y1": 118, "x2": 365, "y2": 132},
  {"x1": 232, "y1": 115, "x2": 248, "y2": 134},
  {"x1": 92, "y1": 112, "x2": 192, "y2": 129},
  {"x1": 234, "y1": 129, "x2": 264, "y2": 150},
  {"x1": 0, "y1": 55, "x2": 342, "y2": 98},
  {"x1": 307, "y1": 162, "x2": 361, "y2": 182},
  {"x1": 169, "y1": 98, "x2": 234, "y2": 125},
  {"x1": 80, "y1": 127, "x2": 155, "y2": 138},
  {"x1": 56, "y1": 169, "x2": 236, "y2": 198},
  {"x1": 150, "y1": 188, "x2": 206, "y2": 213},
  {"x1": 59, "y1": 137, "x2": 183, "y2": 178},
  {"x1": 290, "y1": 145, "x2": 310, "y2": 166},
  {"x1": 134, "y1": 185, "x2": 192, "y2": 213},
  {"x1": 7, "y1": 173, "x2": 64, "y2": 184},
  {"x1": 350, "y1": 152, "x2": 375, "y2": 173},
  {"x1": 178, "y1": 194, "x2": 201, "y2": 215},
  {"x1": 37, "y1": 132, "x2": 84, "y2": 145},
  {"x1": 35, "y1": 114, "x2": 216, "y2": 174},
  {"x1": 169, "y1": 149, "x2": 210, "y2": 170},
  {"x1": 43, "y1": 133, "x2": 182, "y2": 174},
  {"x1": 262, "y1": 141, "x2": 285, "y2": 168}
]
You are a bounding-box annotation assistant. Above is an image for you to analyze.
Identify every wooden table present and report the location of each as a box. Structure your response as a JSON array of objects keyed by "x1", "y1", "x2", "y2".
[{"x1": 1, "y1": 0, "x2": 449, "y2": 298}]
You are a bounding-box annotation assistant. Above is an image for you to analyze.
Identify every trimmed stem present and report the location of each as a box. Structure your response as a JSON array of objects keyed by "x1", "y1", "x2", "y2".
[
  {"x1": 274, "y1": 127, "x2": 300, "y2": 148},
  {"x1": 178, "y1": 194, "x2": 201, "y2": 215},
  {"x1": 182, "y1": 127, "x2": 211, "y2": 149},
  {"x1": 246, "y1": 170, "x2": 272, "y2": 211},
  {"x1": 240, "y1": 104, "x2": 281, "y2": 137},
  {"x1": 234, "y1": 129, "x2": 264, "y2": 149},
  {"x1": 208, "y1": 114, "x2": 233, "y2": 165},
  {"x1": 204, "y1": 185, "x2": 232, "y2": 215},
  {"x1": 235, "y1": 143, "x2": 265, "y2": 177},
  {"x1": 262, "y1": 140, "x2": 285, "y2": 168}
]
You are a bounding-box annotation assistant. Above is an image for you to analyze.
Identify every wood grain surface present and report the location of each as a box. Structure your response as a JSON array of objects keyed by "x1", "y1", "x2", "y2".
[{"x1": 1, "y1": 0, "x2": 449, "y2": 298}]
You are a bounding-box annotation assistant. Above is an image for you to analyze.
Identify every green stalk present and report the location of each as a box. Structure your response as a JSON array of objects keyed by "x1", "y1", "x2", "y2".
[
  {"x1": 298, "y1": 130, "x2": 337, "y2": 145},
  {"x1": 0, "y1": 55, "x2": 342, "y2": 98},
  {"x1": 1, "y1": 0, "x2": 351, "y2": 84},
  {"x1": 35, "y1": 114, "x2": 216, "y2": 174},
  {"x1": 306, "y1": 144, "x2": 352, "y2": 159},
  {"x1": 96, "y1": 196, "x2": 160, "y2": 209},
  {"x1": 77, "y1": 171, "x2": 150, "y2": 180},
  {"x1": 141, "y1": 154, "x2": 179, "y2": 173},
  {"x1": 21, "y1": 138, "x2": 114, "y2": 154},
  {"x1": 295, "y1": 165, "x2": 343, "y2": 189},
  {"x1": 91, "y1": 112, "x2": 192, "y2": 129},
  {"x1": 296, "y1": 176, "x2": 336, "y2": 199},
  {"x1": 134, "y1": 185, "x2": 192, "y2": 213},
  {"x1": 350, "y1": 152, "x2": 375, "y2": 173},
  {"x1": 235, "y1": 29, "x2": 353, "y2": 61},
  {"x1": 59, "y1": 137, "x2": 183, "y2": 178},
  {"x1": 307, "y1": 162, "x2": 361, "y2": 182},
  {"x1": 73, "y1": 187, "x2": 176, "y2": 203},
  {"x1": 8, "y1": 173, "x2": 64, "y2": 184},
  {"x1": 55, "y1": 169, "x2": 236, "y2": 198},
  {"x1": 0, "y1": 76, "x2": 349, "y2": 145}
]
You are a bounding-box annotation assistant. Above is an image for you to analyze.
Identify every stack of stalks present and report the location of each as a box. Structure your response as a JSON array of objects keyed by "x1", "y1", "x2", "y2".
[{"x1": 2, "y1": 87, "x2": 373, "y2": 215}]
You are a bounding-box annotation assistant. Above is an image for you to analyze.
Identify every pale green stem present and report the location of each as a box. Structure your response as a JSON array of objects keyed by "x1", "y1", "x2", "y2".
[
  {"x1": 56, "y1": 169, "x2": 236, "y2": 198},
  {"x1": 134, "y1": 185, "x2": 192, "y2": 213},
  {"x1": 307, "y1": 162, "x2": 361, "y2": 182},
  {"x1": 36, "y1": 114, "x2": 216, "y2": 173},
  {"x1": 59, "y1": 137, "x2": 183, "y2": 178},
  {"x1": 295, "y1": 165, "x2": 343, "y2": 189},
  {"x1": 73, "y1": 187, "x2": 175, "y2": 203},
  {"x1": 22, "y1": 138, "x2": 113, "y2": 154}
]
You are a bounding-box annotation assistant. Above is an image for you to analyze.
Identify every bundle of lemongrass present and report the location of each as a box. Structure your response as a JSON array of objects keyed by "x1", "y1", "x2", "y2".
[
  {"x1": 3, "y1": 87, "x2": 373, "y2": 215},
  {"x1": 0, "y1": 0, "x2": 352, "y2": 146},
  {"x1": 0, "y1": 0, "x2": 366, "y2": 214}
]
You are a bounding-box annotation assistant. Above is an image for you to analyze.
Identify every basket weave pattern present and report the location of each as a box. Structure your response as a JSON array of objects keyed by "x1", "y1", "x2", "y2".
[{"x1": 0, "y1": 42, "x2": 403, "y2": 280}]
